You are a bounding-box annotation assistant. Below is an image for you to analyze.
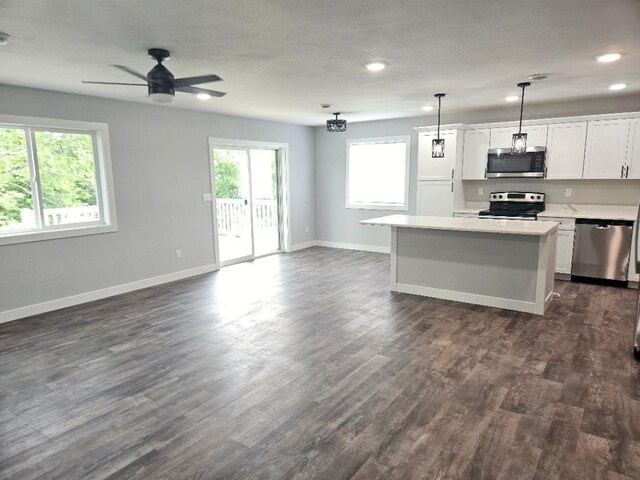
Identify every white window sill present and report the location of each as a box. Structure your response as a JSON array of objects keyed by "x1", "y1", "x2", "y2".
[
  {"x1": 0, "y1": 224, "x2": 118, "y2": 246},
  {"x1": 346, "y1": 203, "x2": 408, "y2": 211}
]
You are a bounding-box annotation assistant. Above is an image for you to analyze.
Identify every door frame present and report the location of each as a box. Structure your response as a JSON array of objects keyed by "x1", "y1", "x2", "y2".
[{"x1": 208, "y1": 138, "x2": 291, "y2": 270}]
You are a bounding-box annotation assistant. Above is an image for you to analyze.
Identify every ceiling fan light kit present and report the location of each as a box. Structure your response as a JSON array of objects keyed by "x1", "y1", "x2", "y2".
[
  {"x1": 327, "y1": 112, "x2": 347, "y2": 132},
  {"x1": 511, "y1": 82, "x2": 530, "y2": 154},
  {"x1": 82, "y1": 48, "x2": 226, "y2": 104}
]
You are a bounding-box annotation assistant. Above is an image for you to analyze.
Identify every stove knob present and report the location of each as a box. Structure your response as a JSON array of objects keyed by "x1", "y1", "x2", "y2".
[
  {"x1": 498, "y1": 195, "x2": 503, "y2": 199},
  {"x1": 537, "y1": 195, "x2": 542, "y2": 200}
]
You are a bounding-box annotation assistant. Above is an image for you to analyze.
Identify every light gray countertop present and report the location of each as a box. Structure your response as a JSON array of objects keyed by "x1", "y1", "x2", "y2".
[{"x1": 361, "y1": 215, "x2": 558, "y2": 236}]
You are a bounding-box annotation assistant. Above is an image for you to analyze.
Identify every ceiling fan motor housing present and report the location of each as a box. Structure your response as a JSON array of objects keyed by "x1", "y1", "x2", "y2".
[{"x1": 147, "y1": 63, "x2": 175, "y2": 97}]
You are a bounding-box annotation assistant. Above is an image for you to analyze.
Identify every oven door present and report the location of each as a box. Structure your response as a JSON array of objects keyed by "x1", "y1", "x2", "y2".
[{"x1": 486, "y1": 147, "x2": 546, "y2": 178}]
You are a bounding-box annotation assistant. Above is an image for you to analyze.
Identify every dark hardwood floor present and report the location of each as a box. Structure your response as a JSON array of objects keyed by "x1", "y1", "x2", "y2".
[{"x1": 1, "y1": 247, "x2": 640, "y2": 479}]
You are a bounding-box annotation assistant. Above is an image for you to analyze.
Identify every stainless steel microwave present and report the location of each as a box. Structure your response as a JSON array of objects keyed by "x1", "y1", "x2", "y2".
[{"x1": 486, "y1": 147, "x2": 546, "y2": 178}]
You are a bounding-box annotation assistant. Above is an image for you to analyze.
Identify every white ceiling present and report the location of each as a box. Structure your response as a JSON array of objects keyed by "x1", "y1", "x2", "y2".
[{"x1": 1, "y1": 0, "x2": 639, "y2": 125}]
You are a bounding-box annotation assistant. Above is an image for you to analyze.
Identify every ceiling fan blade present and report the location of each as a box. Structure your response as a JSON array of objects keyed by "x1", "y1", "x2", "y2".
[
  {"x1": 172, "y1": 74, "x2": 222, "y2": 88},
  {"x1": 111, "y1": 64, "x2": 155, "y2": 82},
  {"x1": 82, "y1": 81, "x2": 147, "y2": 86},
  {"x1": 175, "y1": 85, "x2": 226, "y2": 97}
]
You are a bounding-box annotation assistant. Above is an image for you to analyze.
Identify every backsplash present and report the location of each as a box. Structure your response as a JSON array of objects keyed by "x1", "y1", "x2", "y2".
[{"x1": 463, "y1": 179, "x2": 640, "y2": 206}]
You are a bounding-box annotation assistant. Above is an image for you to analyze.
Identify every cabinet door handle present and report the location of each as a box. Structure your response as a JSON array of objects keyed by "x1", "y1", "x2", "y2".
[
  {"x1": 626, "y1": 165, "x2": 630, "y2": 178},
  {"x1": 621, "y1": 165, "x2": 625, "y2": 178},
  {"x1": 451, "y1": 168, "x2": 454, "y2": 179},
  {"x1": 484, "y1": 167, "x2": 487, "y2": 178},
  {"x1": 451, "y1": 183, "x2": 453, "y2": 193}
]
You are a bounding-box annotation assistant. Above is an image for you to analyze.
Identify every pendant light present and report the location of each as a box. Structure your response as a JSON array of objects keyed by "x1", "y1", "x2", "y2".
[
  {"x1": 432, "y1": 93, "x2": 446, "y2": 158},
  {"x1": 512, "y1": 82, "x2": 531, "y2": 154},
  {"x1": 326, "y1": 112, "x2": 347, "y2": 132}
]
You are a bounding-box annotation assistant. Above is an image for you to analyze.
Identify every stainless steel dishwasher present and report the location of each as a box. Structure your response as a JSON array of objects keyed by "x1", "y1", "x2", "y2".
[{"x1": 571, "y1": 218, "x2": 633, "y2": 286}]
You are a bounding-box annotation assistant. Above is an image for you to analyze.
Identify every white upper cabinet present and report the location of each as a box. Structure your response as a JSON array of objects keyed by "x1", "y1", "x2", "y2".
[
  {"x1": 462, "y1": 129, "x2": 490, "y2": 180},
  {"x1": 546, "y1": 122, "x2": 587, "y2": 179},
  {"x1": 489, "y1": 125, "x2": 548, "y2": 149},
  {"x1": 626, "y1": 119, "x2": 640, "y2": 179},
  {"x1": 583, "y1": 119, "x2": 630, "y2": 179},
  {"x1": 418, "y1": 130, "x2": 457, "y2": 180}
]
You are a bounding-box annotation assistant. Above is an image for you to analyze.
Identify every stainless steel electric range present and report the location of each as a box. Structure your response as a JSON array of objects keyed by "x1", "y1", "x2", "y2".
[{"x1": 479, "y1": 192, "x2": 545, "y2": 221}]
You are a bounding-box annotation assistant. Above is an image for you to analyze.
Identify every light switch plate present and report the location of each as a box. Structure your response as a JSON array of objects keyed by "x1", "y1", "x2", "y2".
[
  {"x1": 203, "y1": 193, "x2": 212, "y2": 202},
  {"x1": 478, "y1": 187, "x2": 484, "y2": 196}
]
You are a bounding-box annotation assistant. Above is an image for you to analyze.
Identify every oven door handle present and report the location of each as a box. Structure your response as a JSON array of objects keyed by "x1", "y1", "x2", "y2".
[{"x1": 479, "y1": 215, "x2": 537, "y2": 221}]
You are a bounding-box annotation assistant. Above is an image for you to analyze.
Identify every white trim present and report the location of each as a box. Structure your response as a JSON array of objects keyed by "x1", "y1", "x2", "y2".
[
  {"x1": 0, "y1": 224, "x2": 117, "y2": 246},
  {"x1": 394, "y1": 283, "x2": 543, "y2": 315},
  {"x1": 0, "y1": 264, "x2": 216, "y2": 324},
  {"x1": 207, "y1": 138, "x2": 291, "y2": 263},
  {"x1": 315, "y1": 240, "x2": 390, "y2": 254},
  {"x1": 0, "y1": 114, "x2": 118, "y2": 245},
  {"x1": 345, "y1": 135, "x2": 411, "y2": 211},
  {"x1": 289, "y1": 241, "x2": 318, "y2": 252},
  {"x1": 415, "y1": 112, "x2": 640, "y2": 132}
]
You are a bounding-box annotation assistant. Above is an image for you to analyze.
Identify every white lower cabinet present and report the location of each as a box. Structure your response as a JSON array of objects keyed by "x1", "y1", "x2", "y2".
[
  {"x1": 417, "y1": 181, "x2": 453, "y2": 217},
  {"x1": 543, "y1": 217, "x2": 575, "y2": 275}
]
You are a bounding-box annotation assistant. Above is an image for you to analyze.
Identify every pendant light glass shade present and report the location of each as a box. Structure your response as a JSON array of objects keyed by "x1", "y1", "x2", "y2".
[
  {"x1": 511, "y1": 82, "x2": 530, "y2": 154},
  {"x1": 432, "y1": 138, "x2": 445, "y2": 157},
  {"x1": 431, "y1": 93, "x2": 446, "y2": 158},
  {"x1": 326, "y1": 112, "x2": 347, "y2": 132},
  {"x1": 512, "y1": 133, "x2": 528, "y2": 154}
]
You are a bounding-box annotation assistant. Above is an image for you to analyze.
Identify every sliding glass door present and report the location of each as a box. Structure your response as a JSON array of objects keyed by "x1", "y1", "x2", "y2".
[{"x1": 212, "y1": 146, "x2": 281, "y2": 266}]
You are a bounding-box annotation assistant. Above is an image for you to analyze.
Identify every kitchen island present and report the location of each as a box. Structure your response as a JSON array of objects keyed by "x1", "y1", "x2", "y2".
[{"x1": 361, "y1": 215, "x2": 559, "y2": 315}]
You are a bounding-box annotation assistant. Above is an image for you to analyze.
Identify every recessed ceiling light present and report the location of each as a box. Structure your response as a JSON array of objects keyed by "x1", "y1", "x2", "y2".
[
  {"x1": 365, "y1": 61, "x2": 387, "y2": 72},
  {"x1": 609, "y1": 83, "x2": 627, "y2": 91},
  {"x1": 422, "y1": 105, "x2": 434, "y2": 111},
  {"x1": 597, "y1": 53, "x2": 622, "y2": 63},
  {"x1": 0, "y1": 32, "x2": 12, "y2": 45},
  {"x1": 505, "y1": 96, "x2": 519, "y2": 102},
  {"x1": 196, "y1": 93, "x2": 211, "y2": 100}
]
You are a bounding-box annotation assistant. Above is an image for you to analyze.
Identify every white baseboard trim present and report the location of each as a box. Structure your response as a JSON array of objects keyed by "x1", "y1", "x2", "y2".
[
  {"x1": 315, "y1": 241, "x2": 390, "y2": 254},
  {"x1": 0, "y1": 264, "x2": 217, "y2": 325},
  {"x1": 395, "y1": 283, "x2": 543, "y2": 315},
  {"x1": 288, "y1": 241, "x2": 318, "y2": 252}
]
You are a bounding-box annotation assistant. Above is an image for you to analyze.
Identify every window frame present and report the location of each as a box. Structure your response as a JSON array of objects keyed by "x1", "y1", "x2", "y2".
[
  {"x1": 0, "y1": 114, "x2": 117, "y2": 246},
  {"x1": 345, "y1": 135, "x2": 411, "y2": 211}
]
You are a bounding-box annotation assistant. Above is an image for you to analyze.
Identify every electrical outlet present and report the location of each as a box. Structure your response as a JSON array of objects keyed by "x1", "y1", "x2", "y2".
[
  {"x1": 565, "y1": 188, "x2": 572, "y2": 198},
  {"x1": 478, "y1": 187, "x2": 484, "y2": 196},
  {"x1": 305, "y1": 225, "x2": 309, "y2": 233},
  {"x1": 202, "y1": 193, "x2": 212, "y2": 202},
  {"x1": 175, "y1": 249, "x2": 182, "y2": 259}
]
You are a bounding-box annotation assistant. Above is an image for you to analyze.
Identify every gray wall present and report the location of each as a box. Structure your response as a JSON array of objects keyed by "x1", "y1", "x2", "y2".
[
  {"x1": 0, "y1": 84, "x2": 315, "y2": 312},
  {"x1": 315, "y1": 94, "x2": 640, "y2": 248}
]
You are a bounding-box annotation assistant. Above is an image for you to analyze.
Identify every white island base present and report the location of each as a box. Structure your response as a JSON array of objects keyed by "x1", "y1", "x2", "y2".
[{"x1": 361, "y1": 215, "x2": 559, "y2": 315}]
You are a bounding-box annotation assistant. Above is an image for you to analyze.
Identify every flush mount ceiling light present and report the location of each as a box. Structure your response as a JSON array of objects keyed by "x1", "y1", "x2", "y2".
[
  {"x1": 505, "y1": 95, "x2": 519, "y2": 102},
  {"x1": 422, "y1": 105, "x2": 434, "y2": 112},
  {"x1": 597, "y1": 53, "x2": 622, "y2": 63},
  {"x1": 0, "y1": 32, "x2": 11, "y2": 45},
  {"x1": 326, "y1": 112, "x2": 347, "y2": 132},
  {"x1": 512, "y1": 82, "x2": 531, "y2": 154},
  {"x1": 196, "y1": 93, "x2": 211, "y2": 100},
  {"x1": 609, "y1": 83, "x2": 627, "y2": 91},
  {"x1": 365, "y1": 61, "x2": 387, "y2": 72},
  {"x1": 432, "y1": 93, "x2": 446, "y2": 158}
]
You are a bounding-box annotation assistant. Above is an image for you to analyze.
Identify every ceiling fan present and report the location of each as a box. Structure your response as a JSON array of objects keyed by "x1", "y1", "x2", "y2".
[{"x1": 82, "y1": 48, "x2": 226, "y2": 104}]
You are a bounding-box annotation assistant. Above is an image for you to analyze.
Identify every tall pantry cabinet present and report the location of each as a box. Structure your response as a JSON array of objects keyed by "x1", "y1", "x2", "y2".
[{"x1": 416, "y1": 128, "x2": 465, "y2": 217}]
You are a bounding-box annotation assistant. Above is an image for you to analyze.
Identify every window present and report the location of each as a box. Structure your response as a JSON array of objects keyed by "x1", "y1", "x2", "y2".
[
  {"x1": 0, "y1": 115, "x2": 117, "y2": 245},
  {"x1": 346, "y1": 135, "x2": 410, "y2": 210}
]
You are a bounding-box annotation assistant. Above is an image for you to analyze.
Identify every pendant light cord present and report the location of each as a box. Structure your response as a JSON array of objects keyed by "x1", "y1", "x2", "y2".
[
  {"x1": 518, "y1": 84, "x2": 525, "y2": 134},
  {"x1": 437, "y1": 95, "x2": 441, "y2": 140}
]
